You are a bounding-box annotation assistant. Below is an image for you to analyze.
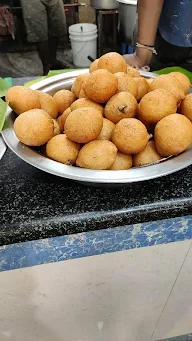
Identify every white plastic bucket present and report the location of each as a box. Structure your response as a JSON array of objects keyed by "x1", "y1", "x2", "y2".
[{"x1": 69, "y1": 24, "x2": 98, "y2": 67}]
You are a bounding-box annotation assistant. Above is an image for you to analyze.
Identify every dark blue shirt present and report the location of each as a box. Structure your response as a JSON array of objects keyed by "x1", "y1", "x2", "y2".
[{"x1": 159, "y1": 0, "x2": 192, "y2": 47}]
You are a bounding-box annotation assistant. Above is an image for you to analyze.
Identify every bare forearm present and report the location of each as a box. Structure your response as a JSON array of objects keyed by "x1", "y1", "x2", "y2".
[
  {"x1": 137, "y1": 0, "x2": 164, "y2": 45},
  {"x1": 123, "y1": 0, "x2": 165, "y2": 67}
]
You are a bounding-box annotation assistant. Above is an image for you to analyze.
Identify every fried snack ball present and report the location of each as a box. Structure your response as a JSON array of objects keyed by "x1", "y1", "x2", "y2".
[
  {"x1": 170, "y1": 72, "x2": 191, "y2": 95},
  {"x1": 150, "y1": 74, "x2": 185, "y2": 103},
  {"x1": 79, "y1": 88, "x2": 88, "y2": 98},
  {"x1": 65, "y1": 107, "x2": 103, "y2": 143},
  {"x1": 136, "y1": 110, "x2": 155, "y2": 133},
  {"x1": 71, "y1": 98, "x2": 104, "y2": 115},
  {"x1": 6, "y1": 86, "x2": 41, "y2": 115},
  {"x1": 35, "y1": 90, "x2": 58, "y2": 119},
  {"x1": 89, "y1": 59, "x2": 99, "y2": 73},
  {"x1": 112, "y1": 118, "x2": 149, "y2": 154},
  {"x1": 127, "y1": 66, "x2": 140, "y2": 77},
  {"x1": 146, "y1": 78, "x2": 154, "y2": 92},
  {"x1": 84, "y1": 69, "x2": 118, "y2": 104},
  {"x1": 96, "y1": 118, "x2": 115, "y2": 140},
  {"x1": 53, "y1": 90, "x2": 76, "y2": 115},
  {"x1": 115, "y1": 73, "x2": 138, "y2": 98},
  {"x1": 61, "y1": 107, "x2": 72, "y2": 125},
  {"x1": 56, "y1": 108, "x2": 72, "y2": 133},
  {"x1": 14, "y1": 109, "x2": 54, "y2": 146},
  {"x1": 110, "y1": 152, "x2": 133, "y2": 170},
  {"x1": 76, "y1": 140, "x2": 117, "y2": 170},
  {"x1": 46, "y1": 134, "x2": 80, "y2": 165},
  {"x1": 133, "y1": 141, "x2": 162, "y2": 167},
  {"x1": 57, "y1": 115, "x2": 64, "y2": 133},
  {"x1": 180, "y1": 93, "x2": 192, "y2": 121},
  {"x1": 52, "y1": 119, "x2": 60, "y2": 136},
  {"x1": 104, "y1": 92, "x2": 138, "y2": 124},
  {"x1": 147, "y1": 78, "x2": 153, "y2": 85},
  {"x1": 155, "y1": 114, "x2": 192, "y2": 156},
  {"x1": 139, "y1": 89, "x2": 177, "y2": 124},
  {"x1": 71, "y1": 74, "x2": 90, "y2": 98},
  {"x1": 134, "y1": 77, "x2": 149, "y2": 101},
  {"x1": 98, "y1": 52, "x2": 127, "y2": 74}
]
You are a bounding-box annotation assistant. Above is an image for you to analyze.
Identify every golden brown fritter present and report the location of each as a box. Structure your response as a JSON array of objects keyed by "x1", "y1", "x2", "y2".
[
  {"x1": 112, "y1": 118, "x2": 149, "y2": 154},
  {"x1": 76, "y1": 140, "x2": 117, "y2": 170},
  {"x1": 14, "y1": 109, "x2": 54, "y2": 146},
  {"x1": 46, "y1": 134, "x2": 80, "y2": 165},
  {"x1": 65, "y1": 107, "x2": 103, "y2": 143},
  {"x1": 155, "y1": 114, "x2": 192, "y2": 156}
]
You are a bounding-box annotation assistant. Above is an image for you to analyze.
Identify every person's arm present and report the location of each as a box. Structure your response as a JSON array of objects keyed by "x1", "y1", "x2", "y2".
[{"x1": 123, "y1": 0, "x2": 164, "y2": 67}]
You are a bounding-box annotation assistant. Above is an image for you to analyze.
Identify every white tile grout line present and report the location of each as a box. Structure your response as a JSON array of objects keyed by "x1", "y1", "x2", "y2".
[{"x1": 149, "y1": 240, "x2": 192, "y2": 341}]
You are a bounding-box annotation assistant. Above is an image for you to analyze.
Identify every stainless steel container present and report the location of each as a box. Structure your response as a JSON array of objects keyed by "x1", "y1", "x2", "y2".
[
  {"x1": 90, "y1": 0, "x2": 119, "y2": 9},
  {"x1": 118, "y1": 0, "x2": 137, "y2": 44},
  {"x1": 3, "y1": 69, "x2": 192, "y2": 186}
]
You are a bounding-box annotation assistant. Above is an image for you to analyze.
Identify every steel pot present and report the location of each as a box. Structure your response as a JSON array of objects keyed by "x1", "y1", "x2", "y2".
[
  {"x1": 118, "y1": 0, "x2": 137, "y2": 44},
  {"x1": 90, "y1": 0, "x2": 118, "y2": 10}
]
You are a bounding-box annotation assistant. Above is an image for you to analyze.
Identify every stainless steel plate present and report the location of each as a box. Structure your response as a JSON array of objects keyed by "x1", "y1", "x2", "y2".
[
  {"x1": 0, "y1": 135, "x2": 6, "y2": 160},
  {"x1": 2, "y1": 69, "x2": 192, "y2": 185}
]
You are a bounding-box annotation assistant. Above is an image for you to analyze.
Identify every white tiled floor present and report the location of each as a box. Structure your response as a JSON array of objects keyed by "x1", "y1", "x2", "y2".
[
  {"x1": 0, "y1": 240, "x2": 191, "y2": 341},
  {"x1": 152, "y1": 242, "x2": 192, "y2": 341}
]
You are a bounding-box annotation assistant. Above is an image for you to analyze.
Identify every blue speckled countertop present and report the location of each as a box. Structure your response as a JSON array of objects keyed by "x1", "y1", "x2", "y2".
[{"x1": 1, "y1": 77, "x2": 192, "y2": 247}]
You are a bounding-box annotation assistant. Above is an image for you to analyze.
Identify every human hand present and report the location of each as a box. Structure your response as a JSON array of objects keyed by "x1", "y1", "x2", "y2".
[
  {"x1": 123, "y1": 53, "x2": 142, "y2": 68},
  {"x1": 123, "y1": 48, "x2": 153, "y2": 68}
]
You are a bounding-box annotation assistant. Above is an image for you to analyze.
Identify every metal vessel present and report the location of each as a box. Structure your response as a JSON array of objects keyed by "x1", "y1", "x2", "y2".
[
  {"x1": 118, "y1": 0, "x2": 137, "y2": 44},
  {"x1": 2, "y1": 69, "x2": 192, "y2": 185},
  {"x1": 90, "y1": 0, "x2": 118, "y2": 9}
]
